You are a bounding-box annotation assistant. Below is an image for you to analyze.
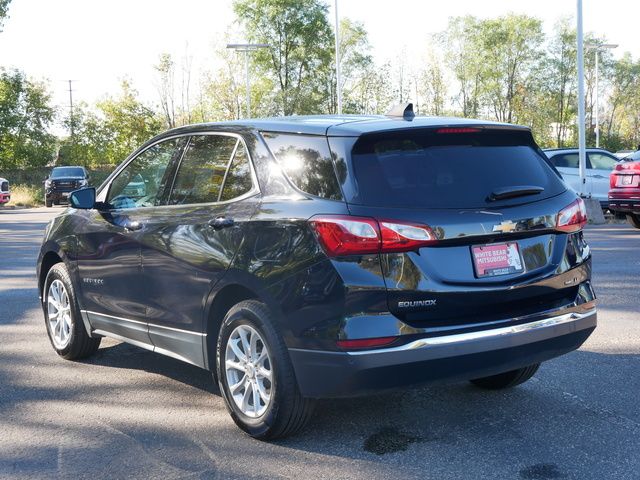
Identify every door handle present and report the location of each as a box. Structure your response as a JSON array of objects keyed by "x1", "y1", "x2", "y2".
[
  {"x1": 208, "y1": 216, "x2": 235, "y2": 230},
  {"x1": 122, "y1": 220, "x2": 143, "y2": 231}
]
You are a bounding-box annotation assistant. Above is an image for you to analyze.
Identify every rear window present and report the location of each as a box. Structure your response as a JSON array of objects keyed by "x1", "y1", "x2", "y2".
[
  {"x1": 349, "y1": 128, "x2": 565, "y2": 209},
  {"x1": 262, "y1": 132, "x2": 343, "y2": 200}
]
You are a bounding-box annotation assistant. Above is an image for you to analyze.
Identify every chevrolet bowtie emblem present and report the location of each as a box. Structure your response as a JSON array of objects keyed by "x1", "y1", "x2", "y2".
[{"x1": 493, "y1": 220, "x2": 518, "y2": 233}]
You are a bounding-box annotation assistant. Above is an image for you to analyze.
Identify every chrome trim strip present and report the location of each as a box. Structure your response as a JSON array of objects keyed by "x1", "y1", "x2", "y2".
[
  {"x1": 82, "y1": 310, "x2": 207, "y2": 337},
  {"x1": 344, "y1": 310, "x2": 595, "y2": 356}
]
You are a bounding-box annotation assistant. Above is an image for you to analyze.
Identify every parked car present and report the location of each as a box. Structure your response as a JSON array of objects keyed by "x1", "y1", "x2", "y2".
[
  {"x1": 0, "y1": 177, "x2": 10, "y2": 205},
  {"x1": 37, "y1": 112, "x2": 596, "y2": 439},
  {"x1": 608, "y1": 157, "x2": 640, "y2": 228},
  {"x1": 614, "y1": 149, "x2": 635, "y2": 159},
  {"x1": 543, "y1": 148, "x2": 620, "y2": 208},
  {"x1": 44, "y1": 166, "x2": 89, "y2": 207}
]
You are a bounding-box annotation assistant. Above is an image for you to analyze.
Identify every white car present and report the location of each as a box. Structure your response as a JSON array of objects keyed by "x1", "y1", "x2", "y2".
[{"x1": 544, "y1": 148, "x2": 620, "y2": 208}]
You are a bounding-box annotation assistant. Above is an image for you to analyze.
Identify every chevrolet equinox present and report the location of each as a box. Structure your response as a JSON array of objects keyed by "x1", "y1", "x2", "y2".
[{"x1": 37, "y1": 109, "x2": 597, "y2": 439}]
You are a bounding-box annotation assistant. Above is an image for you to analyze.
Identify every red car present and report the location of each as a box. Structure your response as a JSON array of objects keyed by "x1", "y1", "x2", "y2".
[
  {"x1": 0, "y1": 177, "x2": 10, "y2": 205},
  {"x1": 609, "y1": 159, "x2": 640, "y2": 228}
]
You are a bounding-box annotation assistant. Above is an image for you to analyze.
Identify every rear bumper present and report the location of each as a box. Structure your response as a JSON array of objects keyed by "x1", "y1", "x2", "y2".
[
  {"x1": 608, "y1": 190, "x2": 640, "y2": 213},
  {"x1": 289, "y1": 309, "x2": 596, "y2": 398}
]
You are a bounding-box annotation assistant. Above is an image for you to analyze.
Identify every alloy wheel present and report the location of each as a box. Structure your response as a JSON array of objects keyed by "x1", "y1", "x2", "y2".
[
  {"x1": 47, "y1": 279, "x2": 72, "y2": 349},
  {"x1": 225, "y1": 324, "x2": 273, "y2": 418}
]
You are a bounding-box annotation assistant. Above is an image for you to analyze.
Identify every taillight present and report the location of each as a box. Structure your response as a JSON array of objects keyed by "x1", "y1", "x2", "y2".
[
  {"x1": 556, "y1": 198, "x2": 587, "y2": 233},
  {"x1": 309, "y1": 215, "x2": 436, "y2": 257}
]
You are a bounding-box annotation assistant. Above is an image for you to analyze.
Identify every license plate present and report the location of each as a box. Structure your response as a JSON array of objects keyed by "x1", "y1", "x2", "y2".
[
  {"x1": 472, "y1": 242, "x2": 524, "y2": 278},
  {"x1": 62, "y1": 192, "x2": 69, "y2": 197},
  {"x1": 616, "y1": 175, "x2": 639, "y2": 187}
]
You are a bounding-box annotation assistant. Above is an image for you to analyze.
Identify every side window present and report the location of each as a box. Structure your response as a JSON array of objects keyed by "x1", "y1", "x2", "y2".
[
  {"x1": 220, "y1": 142, "x2": 254, "y2": 201},
  {"x1": 261, "y1": 132, "x2": 343, "y2": 200},
  {"x1": 168, "y1": 135, "x2": 237, "y2": 205},
  {"x1": 107, "y1": 138, "x2": 182, "y2": 209},
  {"x1": 551, "y1": 154, "x2": 579, "y2": 169},
  {"x1": 588, "y1": 153, "x2": 618, "y2": 170}
]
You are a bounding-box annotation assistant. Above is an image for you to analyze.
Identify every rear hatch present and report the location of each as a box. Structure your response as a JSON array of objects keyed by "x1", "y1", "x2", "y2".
[
  {"x1": 335, "y1": 126, "x2": 585, "y2": 331},
  {"x1": 610, "y1": 160, "x2": 640, "y2": 197}
]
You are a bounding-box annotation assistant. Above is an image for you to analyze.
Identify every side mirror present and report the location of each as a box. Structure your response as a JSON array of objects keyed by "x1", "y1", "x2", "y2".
[{"x1": 69, "y1": 187, "x2": 96, "y2": 209}]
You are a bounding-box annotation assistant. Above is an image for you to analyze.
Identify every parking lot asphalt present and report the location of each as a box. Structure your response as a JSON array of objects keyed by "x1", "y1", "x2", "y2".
[{"x1": 0, "y1": 207, "x2": 638, "y2": 480}]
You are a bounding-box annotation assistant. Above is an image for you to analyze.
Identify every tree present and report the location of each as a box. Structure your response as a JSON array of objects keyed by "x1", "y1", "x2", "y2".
[
  {"x1": 0, "y1": 0, "x2": 11, "y2": 32},
  {"x1": 0, "y1": 68, "x2": 56, "y2": 169},
  {"x1": 59, "y1": 81, "x2": 163, "y2": 167},
  {"x1": 477, "y1": 15, "x2": 544, "y2": 123},
  {"x1": 439, "y1": 16, "x2": 484, "y2": 118},
  {"x1": 233, "y1": 0, "x2": 334, "y2": 115},
  {"x1": 154, "y1": 53, "x2": 176, "y2": 129},
  {"x1": 328, "y1": 18, "x2": 374, "y2": 113}
]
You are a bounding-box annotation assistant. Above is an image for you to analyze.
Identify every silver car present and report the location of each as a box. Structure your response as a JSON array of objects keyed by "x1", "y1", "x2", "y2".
[{"x1": 544, "y1": 148, "x2": 620, "y2": 208}]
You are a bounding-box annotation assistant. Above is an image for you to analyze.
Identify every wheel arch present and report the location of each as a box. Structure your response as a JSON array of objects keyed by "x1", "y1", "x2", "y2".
[{"x1": 202, "y1": 279, "x2": 285, "y2": 371}]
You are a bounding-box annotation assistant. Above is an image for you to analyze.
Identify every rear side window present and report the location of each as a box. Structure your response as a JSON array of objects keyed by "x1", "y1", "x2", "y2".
[
  {"x1": 349, "y1": 129, "x2": 566, "y2": 209},
  {"x1": 220, "y1": 145, "x2": 254, "y2": 201},
  {"x1": 169, "y1": 135, "x2": 237, "y2": 205},
  {"x1": 550, "y1": 153, "x2": 579, "y2": 168},
  {"x1": 262, "y1": 132, "x2": 343, "y2": 200}
]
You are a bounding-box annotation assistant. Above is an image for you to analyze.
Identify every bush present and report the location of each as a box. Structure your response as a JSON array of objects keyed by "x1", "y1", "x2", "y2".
[{"x1": 5, "y1": 184, "x2": 43, "y2": 207}]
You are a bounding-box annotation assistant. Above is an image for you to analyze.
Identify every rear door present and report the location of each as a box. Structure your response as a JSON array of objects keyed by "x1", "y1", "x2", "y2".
[
  {"x1": 587, "y1": 151, "x2": 619, "y2": 203},
  {"x1": 140, "y1": 133, "x2": 260, "y2": 366},
  {"x1": 332, "y1": 127, "x2": 579, "y2": 331}
]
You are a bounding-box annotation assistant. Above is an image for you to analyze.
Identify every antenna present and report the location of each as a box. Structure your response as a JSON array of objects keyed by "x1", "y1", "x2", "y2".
[{"x1": 386, "y1": 102, "x2": 415, "y2": 120}]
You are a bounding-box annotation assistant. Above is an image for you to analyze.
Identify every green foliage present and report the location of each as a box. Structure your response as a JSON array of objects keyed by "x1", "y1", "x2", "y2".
[
  {"x1": 0, "y1": 0, "x2": 11, "y2": 31},
  {"x1": 234, "y1": 0, "x2": 334, "y2": 115},
  {"x1": 59, "y1": 81, "x2": 163, "y2": 167},
  {"x1": 0, "y1": 69, "x2": 56, "y2": 169},
  {"x1": 6, "y1": 184, "x2": 43, "y2": 207}
]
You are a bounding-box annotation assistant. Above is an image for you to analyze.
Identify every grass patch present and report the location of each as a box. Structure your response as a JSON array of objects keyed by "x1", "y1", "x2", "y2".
[{"x1": 5, "y1": 184, "x2": 43, "y2": 207}]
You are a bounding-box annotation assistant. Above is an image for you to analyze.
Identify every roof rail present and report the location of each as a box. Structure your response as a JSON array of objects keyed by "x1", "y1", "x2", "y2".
[{"x1": 386, "y1": 102, "x2": 415, "y2": 120}]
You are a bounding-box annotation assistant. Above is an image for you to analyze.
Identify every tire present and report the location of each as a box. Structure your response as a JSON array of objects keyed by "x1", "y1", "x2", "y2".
[
  {"x1": 43, "y1": 263, "x2": 101, "y2": 360},
  {"x1": 627, "y1": 214, "x2": 640, "y2": 229},
  {"x1": 470, "y1": 363, "x2": 540, "y2": 390},
  {"x1": 45, "y1": 197, "x2": 52, "y2": 208},
  {"x1": 216, "y1": 300, "x2": 315, "y2": 440}
]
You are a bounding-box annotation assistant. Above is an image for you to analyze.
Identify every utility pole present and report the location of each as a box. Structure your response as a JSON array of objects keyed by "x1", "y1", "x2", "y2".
[
  {"x1": 576, "y1": 0, "x2": 587, "y2": 196},
  {"x1": 334, "y1": 0, "x2": 342, "y2": 115},
  {"x1": 226, "y1": 43, "x2": 270, "y2": 118}
]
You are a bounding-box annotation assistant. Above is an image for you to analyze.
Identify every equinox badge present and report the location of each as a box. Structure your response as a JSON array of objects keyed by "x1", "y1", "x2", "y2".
[{"x1": 398, "y1": 300, "x2": 437, "y2": 308}]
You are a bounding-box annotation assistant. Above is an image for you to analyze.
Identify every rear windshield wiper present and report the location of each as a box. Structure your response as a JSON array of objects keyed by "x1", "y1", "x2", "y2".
[{"x1": 488, "y1": 185, "x2": 544, "y2": 201}]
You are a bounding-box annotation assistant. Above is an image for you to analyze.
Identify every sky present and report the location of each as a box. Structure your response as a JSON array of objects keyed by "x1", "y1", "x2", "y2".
[{"x1": 1, "y1": 0, "x2": 639, "y2": 115}]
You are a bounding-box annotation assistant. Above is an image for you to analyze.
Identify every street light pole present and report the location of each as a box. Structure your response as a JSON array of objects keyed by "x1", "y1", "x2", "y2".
[
  {"x1": 334, "y1": 0, "x2": 342, "y2": 115},
  {"x1": 585, "y1": 43, "x2": 618, "y2": 148},
  {"x1": 576, "y1": 0, "x2": 587, "y2": 196},
  {"x1": 226, "y1": 43, "x2": 270, "y2": 119}
]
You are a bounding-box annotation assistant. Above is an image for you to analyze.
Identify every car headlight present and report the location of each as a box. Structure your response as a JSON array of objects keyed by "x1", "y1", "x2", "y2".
[
  {"x1": 45, "y1": 180, "x2": 51, "y2": 188},
  {"x1": 79, "y1": 179, "x2": 88, "y2": 187}
]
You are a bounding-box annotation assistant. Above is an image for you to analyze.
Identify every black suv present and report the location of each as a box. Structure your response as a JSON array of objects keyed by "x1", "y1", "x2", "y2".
[
  {"x1": 44, "y1": 166, "x2": 89, "y2": 207},
  {"x1": 37, "y1": 112, "x2": 596, "y2": 439}
]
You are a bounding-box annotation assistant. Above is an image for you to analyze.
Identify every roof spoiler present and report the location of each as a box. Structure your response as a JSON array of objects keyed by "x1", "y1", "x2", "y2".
[{"x1": 386, "y1": 102, "x2": 415, "y2": 120}]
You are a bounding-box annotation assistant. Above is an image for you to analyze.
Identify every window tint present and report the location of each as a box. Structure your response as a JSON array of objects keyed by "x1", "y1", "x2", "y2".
[
  {"x1": 551, "y1": 153, "x2": 579, "y2": 168},
  {"x1": 589, "y1": 152, "x2": 618, "y2": 170},
  {"x1": 220, "y1": 143, "x2": 254, "y2": 201},
  {"x1": 107, "y1": 138, "x2": 181, "y2": 209},
  {"x1": 262, "y1": 132, "x2": 342, "y2": 200},
  {"x1": 349, "y1": 129, "x2": 566, "y2": 209},
  {"x1": 169, "y1": 135, "x2": 237, "y2": 205}
]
